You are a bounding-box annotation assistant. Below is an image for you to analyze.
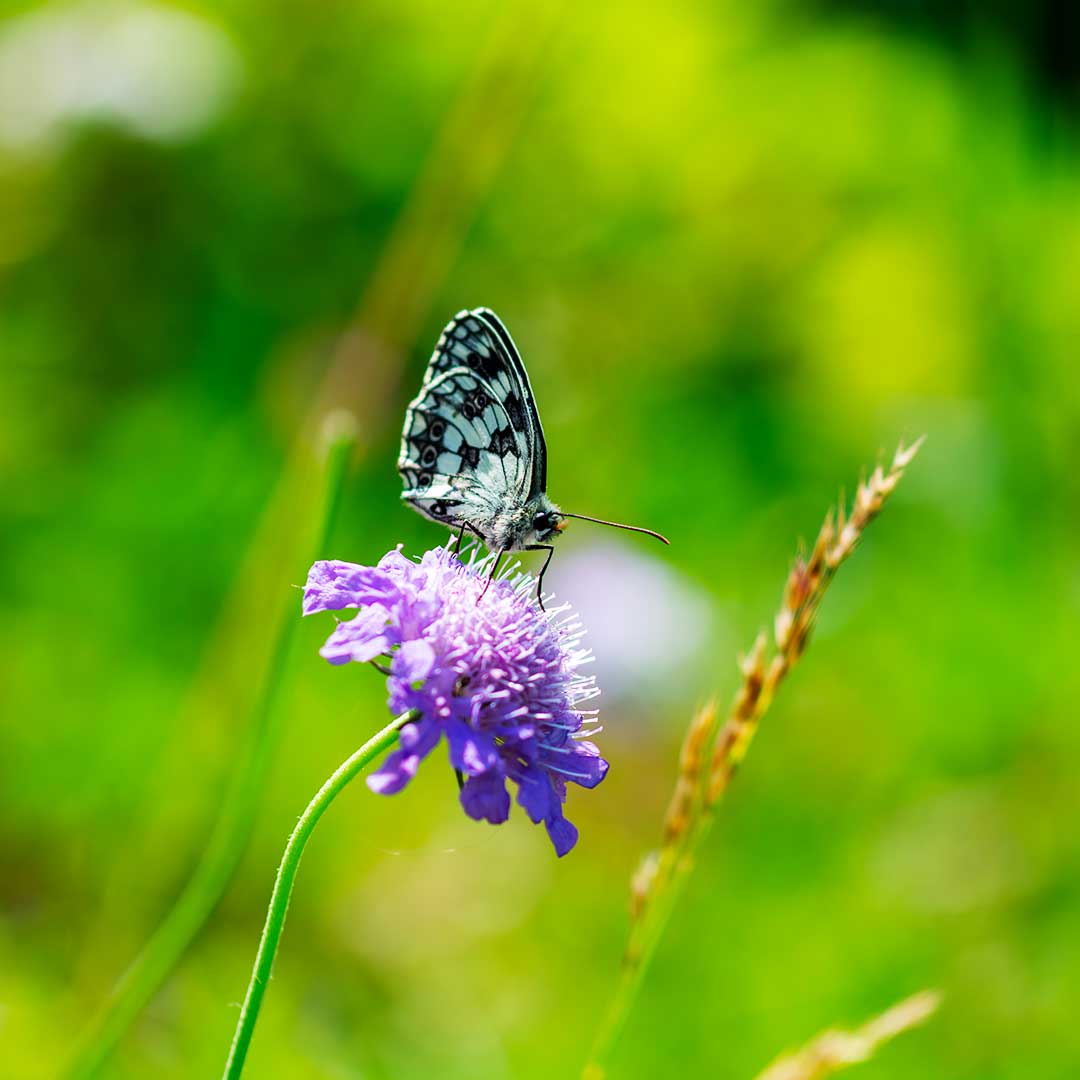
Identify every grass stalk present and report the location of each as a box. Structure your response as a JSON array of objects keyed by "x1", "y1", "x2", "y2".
[
  {"x1": 584, "y1": 440, "x2": 924, "y2": 1078},
  {"x1": 65, "y1": 419, "x2": 357, "y2": 1078},
  {"x1": 753, "y1": 990, "x2": 941, "y2": 1080}
]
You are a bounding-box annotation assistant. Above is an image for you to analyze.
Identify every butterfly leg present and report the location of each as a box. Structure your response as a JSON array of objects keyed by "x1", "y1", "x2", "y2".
[
  {"x1": 476, "y1": 550, "x2": 504, "y2": 603},
  {"x1": 525, "y1": 543, "x2": 555, "y2": 612},
  {"x1": 452, "y1": 520, "x2": 486, "y2": 555}
]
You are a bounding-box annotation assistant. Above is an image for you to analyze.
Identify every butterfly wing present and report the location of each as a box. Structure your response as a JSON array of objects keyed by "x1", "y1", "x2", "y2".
[
  {"x1": 465, "y1": 307, "x2": 547, "y2": 498},
  {"x1": 398, "y1": 309, "x2": 548, "y2": 534}
]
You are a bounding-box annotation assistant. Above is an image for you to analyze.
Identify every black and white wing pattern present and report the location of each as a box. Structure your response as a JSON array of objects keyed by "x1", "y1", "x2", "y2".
[{"x1": 398, "y1": 308, "x2": 547, "y2": 531}]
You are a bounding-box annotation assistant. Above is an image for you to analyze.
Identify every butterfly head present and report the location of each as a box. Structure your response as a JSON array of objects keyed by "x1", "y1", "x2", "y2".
[{"x1": 531, "y1": 507, "x2": 566, "y2": 543}]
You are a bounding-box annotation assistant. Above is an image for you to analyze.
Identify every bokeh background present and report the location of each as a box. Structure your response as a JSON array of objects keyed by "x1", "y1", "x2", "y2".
[{"x1": 2, "y1": 1, "x2": 1079, "y2": 1076}]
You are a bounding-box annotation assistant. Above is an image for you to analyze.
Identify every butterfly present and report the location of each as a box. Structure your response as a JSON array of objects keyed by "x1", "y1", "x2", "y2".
[{"x1": 398, "y1": 307, "x2": 669, "y2": 601}]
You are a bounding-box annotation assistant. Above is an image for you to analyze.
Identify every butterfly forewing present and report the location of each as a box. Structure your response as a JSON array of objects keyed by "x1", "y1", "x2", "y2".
[
  {"x1": 471, "y1": 308, "x2": 547, "y2": 497},
  {"x1": 399, "y1": 309, "x2": 548, "y2": 533}
]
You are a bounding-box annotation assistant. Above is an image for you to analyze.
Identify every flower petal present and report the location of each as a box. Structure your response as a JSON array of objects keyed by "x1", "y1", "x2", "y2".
[
  {"x1": 385, "y1": 675, "x2": 424, "y2": 717},
  {"x1": 446, "y1": 718, "x2": 499, "y2": 776},
  {"x1": 512, "y1": 762, "x2": 557, "y2": 824},
  {"x1": 541, "y1": 740, "x2": 610, "y2": 789},
  {"x1": 545, "y1": 814, "x2": 579, "y2": 857},
  {"x1": 366, "y1": 719, "x2": 442, "y2": 795},
  {"x1": 377, "y1": 547, "x2": 412, "y2": 575},
  {"x1": 460, "y1": 773, "x2": 511, "y2": 824},
  {"x1": 318, "y1": 606, "x2": 396, "y2": 665},
  {"x1": 304, "y1": 560, "x2": 397, "y2": 615},
  {"x1": 399, "y1": 717, "x2": 441, "y2": 754},
  {"x1": 393, "y1": 639, "x2": 436, "y2": 683}
]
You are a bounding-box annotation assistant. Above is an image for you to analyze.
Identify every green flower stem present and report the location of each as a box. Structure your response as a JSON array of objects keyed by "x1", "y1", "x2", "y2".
[
  {"x1": 223, "y1": 710, "x2": 414, "y2": 1079},
  {"x1": 66, "y1": 423, "x2": 357, "y2": 1079}
]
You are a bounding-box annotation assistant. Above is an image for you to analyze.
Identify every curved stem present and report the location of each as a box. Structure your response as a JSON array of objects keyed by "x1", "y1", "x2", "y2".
[{"x1": 222, "y1": 710, "x2": 413, "y2": 1080}]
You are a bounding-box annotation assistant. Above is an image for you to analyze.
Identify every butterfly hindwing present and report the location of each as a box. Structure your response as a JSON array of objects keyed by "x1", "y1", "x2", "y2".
[{"x1": 398, "y1": 309, "x2": 548, "y2": 532}]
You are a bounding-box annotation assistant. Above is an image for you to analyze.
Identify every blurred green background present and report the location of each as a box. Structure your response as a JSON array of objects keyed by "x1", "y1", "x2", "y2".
[{"x1": 2, "y1": 0, "x2": 1079, "y2": 1076}]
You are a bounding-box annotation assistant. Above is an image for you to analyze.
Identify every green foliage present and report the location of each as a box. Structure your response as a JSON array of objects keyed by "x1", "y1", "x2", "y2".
[{"x1": 1, "y1": 1, "x2": 1078, "y2": 1077}]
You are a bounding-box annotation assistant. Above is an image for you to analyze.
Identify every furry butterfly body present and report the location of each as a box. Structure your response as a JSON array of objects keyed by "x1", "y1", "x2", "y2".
[{"x1": 399, "y1": 308, "x2": 667, "y2": 588}]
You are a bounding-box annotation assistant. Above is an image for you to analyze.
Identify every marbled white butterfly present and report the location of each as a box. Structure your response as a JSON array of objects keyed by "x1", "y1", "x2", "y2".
[{"x1": 398, "y1": 307, "x2": 669, "y2": 599}]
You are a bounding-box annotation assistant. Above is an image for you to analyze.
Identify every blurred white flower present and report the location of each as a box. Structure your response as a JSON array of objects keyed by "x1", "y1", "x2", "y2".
[
  {"x1": 546, "y1": 538, "x2": 714, "y2": 707},
  {"x1": 0, "y1": 0, "x2": 240, "y2": 153}
]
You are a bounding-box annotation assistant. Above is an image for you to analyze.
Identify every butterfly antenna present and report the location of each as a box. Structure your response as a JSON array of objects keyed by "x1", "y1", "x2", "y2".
[{"x1": 560, "y1": 513, "x2": 670, "y2": 545}]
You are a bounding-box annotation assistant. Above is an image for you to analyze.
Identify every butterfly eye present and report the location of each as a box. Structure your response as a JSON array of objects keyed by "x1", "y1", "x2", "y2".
[
  {"x1": 429, "y1": 420, "x2": 445, "y2": 439},
  {"x1": 421, "y1": 445, "x2": 438, "y2": 466}
]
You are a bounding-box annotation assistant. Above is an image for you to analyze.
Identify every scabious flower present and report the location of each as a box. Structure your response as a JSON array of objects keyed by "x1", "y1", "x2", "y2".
[{"x1": 302, "y1": 545, "x2": 607, "y2": 856}]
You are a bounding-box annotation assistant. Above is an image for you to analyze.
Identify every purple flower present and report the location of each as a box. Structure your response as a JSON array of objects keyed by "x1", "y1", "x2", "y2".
[{"x1": 303, "y1": 545, "x2": 606, "y2": 856}]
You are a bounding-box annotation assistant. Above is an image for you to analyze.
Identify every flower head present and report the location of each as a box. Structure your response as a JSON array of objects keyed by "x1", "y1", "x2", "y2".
[{"x1": 303, "y1": 545, "x2": 606, "y2": 856}]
